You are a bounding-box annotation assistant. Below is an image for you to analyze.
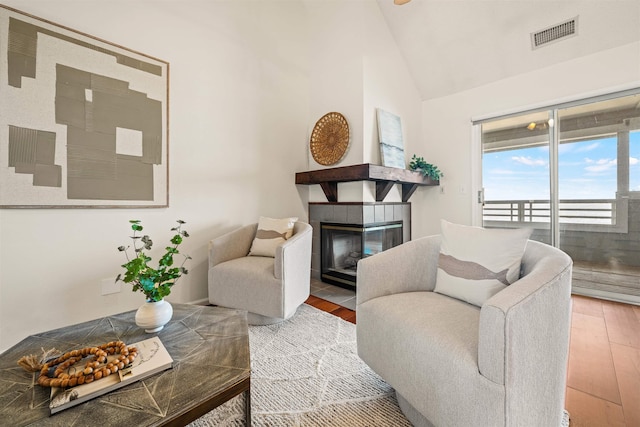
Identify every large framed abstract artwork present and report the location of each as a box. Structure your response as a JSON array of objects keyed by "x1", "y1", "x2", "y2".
[{"x1": 0, "y1": 5, "x2": 169, "y2": 208}]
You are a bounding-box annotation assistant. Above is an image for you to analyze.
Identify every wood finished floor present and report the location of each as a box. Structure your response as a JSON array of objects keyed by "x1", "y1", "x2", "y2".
[{"x1": 305, "y1": 294, "x2": 640, "y2": 427}]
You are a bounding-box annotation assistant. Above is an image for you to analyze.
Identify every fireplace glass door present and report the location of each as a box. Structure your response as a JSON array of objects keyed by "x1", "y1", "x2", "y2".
[{"x1": 321, "y1": 221, "x2": 402, "y2": 288}]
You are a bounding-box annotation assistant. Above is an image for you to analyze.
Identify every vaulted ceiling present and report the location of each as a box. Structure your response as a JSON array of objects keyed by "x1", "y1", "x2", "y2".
[{"x1": 376, "y1": 0, "x2": 640, "y2": 101}]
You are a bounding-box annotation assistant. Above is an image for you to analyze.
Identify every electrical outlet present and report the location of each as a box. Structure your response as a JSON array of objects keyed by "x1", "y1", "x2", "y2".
[{"x1": 101, "y1": 278, "x2": 121, "y2": 295}]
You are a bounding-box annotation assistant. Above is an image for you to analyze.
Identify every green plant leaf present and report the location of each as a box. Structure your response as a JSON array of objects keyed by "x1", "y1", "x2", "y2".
[
  {"x1": 117, "y1": 219, "x2": 191, "y2": 301},
  {"x1": 409, "y1": 154, "x2": 442, "y2": 180},
  {"x1": 140, "y1": 277, "x2": 155, "y2": 292},
  {"x1": 160, "y1": 254, "x2": 174, "y2": 267}
]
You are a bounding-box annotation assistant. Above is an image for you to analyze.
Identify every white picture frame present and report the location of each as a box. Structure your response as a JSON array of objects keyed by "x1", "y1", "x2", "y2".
[
  {"x1": 0, "y1": 5, "x2": 169, "y2": 208},
  {"x1": 376, "y1": 108, "x2": 405, "y2": 169}
]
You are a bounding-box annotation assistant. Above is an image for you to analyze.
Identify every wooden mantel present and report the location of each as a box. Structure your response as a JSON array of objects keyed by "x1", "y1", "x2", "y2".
[{"x1": 295, "y1": 163, "x2": 439, "y2": 203}]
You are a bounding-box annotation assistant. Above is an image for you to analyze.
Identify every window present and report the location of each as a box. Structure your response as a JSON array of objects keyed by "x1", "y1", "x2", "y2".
[
  {"x1": 631, "y1": 130, "x2": 640, "y2": 194},
  {"x1": 476, "y1": 89, "x2": 640, "y2": 300}
]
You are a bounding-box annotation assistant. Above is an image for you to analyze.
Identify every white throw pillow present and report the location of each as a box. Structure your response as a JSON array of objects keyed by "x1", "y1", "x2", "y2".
[
  {"x1": 434, "y1": 220, "x2": 532, "y2": 307},
  {"x1": 248, "y1": 216, "x2": 297, "y2": 257}
]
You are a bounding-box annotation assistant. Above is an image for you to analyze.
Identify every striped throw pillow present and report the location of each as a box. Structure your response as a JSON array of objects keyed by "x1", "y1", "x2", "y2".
[
  {"x1": 434, "y1": 220, "x2": 532, "y2": 307},
  {"x1": 248, "y1": 216, "x2": 298, "y2": 257}
]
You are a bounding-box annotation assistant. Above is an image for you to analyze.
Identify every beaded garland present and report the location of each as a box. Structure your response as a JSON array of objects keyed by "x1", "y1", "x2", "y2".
[{"x1": 37, "y1": 341, "x2": 137, "y2": 388}]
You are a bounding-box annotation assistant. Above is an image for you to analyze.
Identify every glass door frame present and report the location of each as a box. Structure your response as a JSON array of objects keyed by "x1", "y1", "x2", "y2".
[{"x1": 471, "y1": 85, "x2": 640, "y2": 249}]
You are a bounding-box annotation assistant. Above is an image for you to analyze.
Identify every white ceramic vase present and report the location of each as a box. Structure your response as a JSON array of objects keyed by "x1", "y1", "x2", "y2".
[{"x1": 135, "y1": 299, "x2": 173, "y2": 333}]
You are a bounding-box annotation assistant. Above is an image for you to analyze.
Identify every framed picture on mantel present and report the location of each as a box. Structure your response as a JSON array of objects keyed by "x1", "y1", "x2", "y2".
[
  {"x1": 0, "y1": 5, "x2": 169, "y2": 208},
  {"x1": 376, "y1": 108, "x2": 406, "y2": 170}
]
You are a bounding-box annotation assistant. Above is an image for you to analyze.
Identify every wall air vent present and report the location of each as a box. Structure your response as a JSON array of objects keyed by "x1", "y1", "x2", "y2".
[{"x1": 531, "y1": 16, "x2": 578, "y2": 50}]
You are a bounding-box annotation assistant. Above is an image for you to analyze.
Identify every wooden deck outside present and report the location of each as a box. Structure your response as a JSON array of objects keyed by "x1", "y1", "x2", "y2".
[{"x1": 573, "y1": 261, "x2": 640, "y2": 298}]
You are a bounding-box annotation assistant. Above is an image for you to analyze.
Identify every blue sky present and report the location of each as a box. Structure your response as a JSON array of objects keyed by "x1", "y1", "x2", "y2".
[{"x1": 483, "y1": 131, "x2": 640, "y2": 200}]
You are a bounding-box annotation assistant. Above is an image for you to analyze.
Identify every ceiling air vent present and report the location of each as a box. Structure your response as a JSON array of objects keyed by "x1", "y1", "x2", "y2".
[{"x1": 531, "y1": 16, "x2": 578, "y2": 50}]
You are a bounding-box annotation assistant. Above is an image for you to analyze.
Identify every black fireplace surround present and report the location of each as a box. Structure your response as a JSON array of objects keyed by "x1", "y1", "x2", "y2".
[
  {"x1": 309, "y1": 202, "x2": 411, "y2": 288},
  {"x1": 321, "y1": 221, "x2": 402, "y2": 288}
]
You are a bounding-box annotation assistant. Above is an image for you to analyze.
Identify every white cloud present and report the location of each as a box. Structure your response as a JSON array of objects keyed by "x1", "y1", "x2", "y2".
[
  {"x1": 559, "y1": 160, "x2": 584, "y2": 167},
  {"x1": 511, "y1": 156, "x2": 546, "y2": 166},
  {"x1": 584, "y1": 158, "x2": 616, "y2": 173},
  {"x1": 566, "y1": 178, "x2": 596, "y2": 184},
  {"x1": 489, "y1": 168, "x2": 516, "y2": 175},
  {"x1": 558, "y1": 144, "x2": 572, "y2": 155},
  {"x1": 630, "y1": 157, "x2": 639, "y2": 166},
  {"x1": 576, "y1": 142, "x2": 600, "y2": 152}
]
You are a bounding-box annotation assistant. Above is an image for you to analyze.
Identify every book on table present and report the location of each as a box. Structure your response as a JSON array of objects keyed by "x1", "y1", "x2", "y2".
[{"x1": 49, "y1": 336, "x2": 173, "y2": 414}]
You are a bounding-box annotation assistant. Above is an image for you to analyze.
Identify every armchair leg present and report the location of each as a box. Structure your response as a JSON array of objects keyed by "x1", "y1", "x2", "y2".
[{"x1": 247, "y1": 312, "x2": 288, "y2": 325}]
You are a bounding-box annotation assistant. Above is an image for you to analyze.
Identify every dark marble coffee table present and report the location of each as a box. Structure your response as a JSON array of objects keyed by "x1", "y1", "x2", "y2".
[{"x1": 0, "y1": 304, "x2": 250, "y2": 426}]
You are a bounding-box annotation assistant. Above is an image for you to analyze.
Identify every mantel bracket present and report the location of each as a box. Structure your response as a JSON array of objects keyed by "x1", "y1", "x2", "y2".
[
  {"x1": 375, "y1": 181, "x2": 395, "y2": 202},
  {"x1": 319, "y1": 182, "x2": 338, "y2": 203},
  {"x1": 401, "y1": 183, "x2": 419, "y2": 203}
]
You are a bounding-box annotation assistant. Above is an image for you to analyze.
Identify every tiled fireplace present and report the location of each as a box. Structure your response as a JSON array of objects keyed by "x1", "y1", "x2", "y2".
[
  {"x1": 297, "y1": 164, "x2": 435, "y2": 289},
  {"x1": 309, "y1": 202, "x2": 411, "y2": 289}
]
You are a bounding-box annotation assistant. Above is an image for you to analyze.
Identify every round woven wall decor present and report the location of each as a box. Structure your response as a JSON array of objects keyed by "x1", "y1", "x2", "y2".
[{"x1": 310, "y1": 112, "x2": 350, "y2": 166}]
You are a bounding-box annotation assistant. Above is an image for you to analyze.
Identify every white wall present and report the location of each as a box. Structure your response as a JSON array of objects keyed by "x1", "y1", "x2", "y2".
[
  {"x1": 0, "y1": 0, "x2": 422, "y2": 352},
  {"x1": 0, "y1": 0, "x2": 311, "y2": 352},
  {"x1": 304, "y1": 0, "x2": 421, "y2": 203},
  {"x1": 413, "y1": 41, "x2": 640, "y2": 238},
  {"x1": 363, "y1": 0, "x2": 421, "y2": 203},
  {"x1": 305, "y1": 0, "x2": 366, "y2": 202}
]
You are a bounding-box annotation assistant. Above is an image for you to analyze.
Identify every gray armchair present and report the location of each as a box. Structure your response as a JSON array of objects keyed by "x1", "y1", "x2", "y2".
[
  {"x1": 357, "y1": 235, "x2": 572, "y2": 427},
  {"x1": 208, "y1": 221, "x2": 312, "y2": 325}
]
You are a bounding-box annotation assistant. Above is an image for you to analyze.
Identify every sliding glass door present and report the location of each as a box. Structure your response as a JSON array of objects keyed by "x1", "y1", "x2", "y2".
[
  {"x1": 479, "y1": 91, "x2": 640, "y2": 302},
  {"x1": 481, "y1": 110, "x2": 553, "y2": 245}
]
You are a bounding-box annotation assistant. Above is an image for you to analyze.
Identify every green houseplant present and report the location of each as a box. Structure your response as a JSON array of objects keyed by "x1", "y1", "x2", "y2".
[
  {"x1": 408, "y1": 154, "x2": 443, "y2": 181},
  {"x1": 116, "y1": 219, "x2": 191, "y2": 302}
]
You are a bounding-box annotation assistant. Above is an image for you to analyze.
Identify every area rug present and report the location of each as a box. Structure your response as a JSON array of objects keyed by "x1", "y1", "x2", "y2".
[
  {"x1": 189, "y1": 304, "x2": 570, "y2": 426},
  {"x1": 189, "y1": 303, "x2": 411, "y2": 426}
]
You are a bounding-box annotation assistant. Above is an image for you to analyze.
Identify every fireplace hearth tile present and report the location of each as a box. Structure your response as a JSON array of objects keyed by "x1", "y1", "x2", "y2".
[
  {"x1": 363, "y1": 205, "x2": 375, "y2": 224},
  {"x1": 310, "y1": 278, "x2": 356, "y2": 310},
  {"x1": 310, "y1": 204, "x2": 334, "y2": 222},
  {"x1": 347, "y1": 205, "x2": 363, "y2": 224},
  {"x1": 385, "y1": 205, "x2": 396, "y2": 222},
  {"x1": 334, "y1": 204, "x2": 348, "y2": 222},
  {"x1": 374, "y1": 205, "x2": 385, "y2": 222}
]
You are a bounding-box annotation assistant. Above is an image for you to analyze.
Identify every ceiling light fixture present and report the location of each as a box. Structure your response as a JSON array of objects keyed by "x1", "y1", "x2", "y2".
[{"x1": 394, "y1": 0, "x2": 412, "y2": 5}]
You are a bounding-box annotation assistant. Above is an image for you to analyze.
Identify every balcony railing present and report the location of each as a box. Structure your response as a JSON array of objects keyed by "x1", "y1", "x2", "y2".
[{"x1": 483, "y1": 199, "x2": 616, "y2": 225}]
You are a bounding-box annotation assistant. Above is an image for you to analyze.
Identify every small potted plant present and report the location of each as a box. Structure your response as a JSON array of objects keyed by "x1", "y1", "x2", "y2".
[
  {"x1": 116, "y1": 219, "x2": 191, "y2": 332},
  {"x1": 408, "y1": 154, "x2": 443, "y2": 181}
]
